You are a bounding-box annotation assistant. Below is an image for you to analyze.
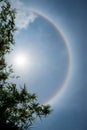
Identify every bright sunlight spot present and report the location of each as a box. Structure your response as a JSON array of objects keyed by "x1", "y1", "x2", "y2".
[
  {"x1": 10, "y1": 52, "x2": 33, "y2": 75},
  {"x1": 14, "y1": 54, "x2": 28, "y2": 68}
]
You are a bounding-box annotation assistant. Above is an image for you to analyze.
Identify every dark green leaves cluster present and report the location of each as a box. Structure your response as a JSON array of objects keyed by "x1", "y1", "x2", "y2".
[
  {"x1": 0, "y1": 84, "x2": 51, "y2": 130},
  {"x1": 0, "y1": 0, "x2": 15, "y2": 55},
  {"x1": 0, "y1": 0, "x2": 52, "y2": 130}
]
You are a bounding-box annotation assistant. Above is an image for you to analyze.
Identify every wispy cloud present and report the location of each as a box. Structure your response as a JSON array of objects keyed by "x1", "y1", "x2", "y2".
[{"x1": 10, "y1": 0, "x2": 37, "y2": 30}]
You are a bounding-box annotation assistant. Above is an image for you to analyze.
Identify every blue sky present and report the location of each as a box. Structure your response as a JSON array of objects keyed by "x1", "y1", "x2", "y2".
[{"x1": 8, "y1": 0, "x2": 87, "y2": 130}]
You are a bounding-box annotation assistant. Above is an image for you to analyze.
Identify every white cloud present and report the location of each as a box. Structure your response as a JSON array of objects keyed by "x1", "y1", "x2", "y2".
[{"x1": 10, "y1": 0, "x2": 37, "y2": 30}]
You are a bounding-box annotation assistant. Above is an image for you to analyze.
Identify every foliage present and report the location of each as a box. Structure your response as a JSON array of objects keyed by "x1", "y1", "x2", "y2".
[{"x1": 0, "y1": 0, "x2": 52, "y2": 130}]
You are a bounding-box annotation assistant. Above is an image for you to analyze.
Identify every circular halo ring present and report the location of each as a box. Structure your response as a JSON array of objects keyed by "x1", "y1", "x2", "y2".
[{"x1": 29, "y1": 9, "x2": 72, "y2": 105}]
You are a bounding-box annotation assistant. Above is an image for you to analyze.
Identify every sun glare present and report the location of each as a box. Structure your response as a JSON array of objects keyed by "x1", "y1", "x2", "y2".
[{"x1": 14, "y1": 54, "x2": 28, "y2": 68}]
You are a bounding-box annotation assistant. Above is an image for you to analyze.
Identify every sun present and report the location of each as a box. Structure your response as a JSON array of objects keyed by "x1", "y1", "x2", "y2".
[
  {"x1": 11, "y1": 52, "x2": 33, "y2": 75},
  {"x1": 13, "y1": 53, "x2": 28, "y2": 69}
]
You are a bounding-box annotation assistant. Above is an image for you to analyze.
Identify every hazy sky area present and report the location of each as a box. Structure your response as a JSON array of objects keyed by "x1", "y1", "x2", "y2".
[{"x1": 7, "y1": 0, "x2": 87, "y2": 130}]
